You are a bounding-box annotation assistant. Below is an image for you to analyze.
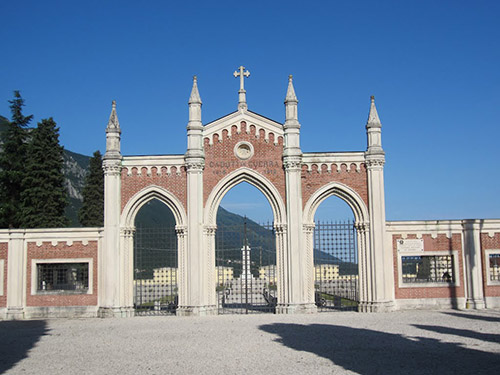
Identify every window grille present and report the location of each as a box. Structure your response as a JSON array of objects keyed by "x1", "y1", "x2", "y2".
[
  {"x1": 37, "y1": 263, "x2": 89, "y2": 292},
  {"x1": 489, "y1": 254, "x2": 500, "y2": 281},
  {"x1": 401, "y1": 255, "x2": 454, "y2": 283}
]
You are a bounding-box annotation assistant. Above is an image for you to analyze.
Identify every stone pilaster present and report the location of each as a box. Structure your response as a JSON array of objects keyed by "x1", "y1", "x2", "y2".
[
  {"x1": 6, "y1": 230, "x2": 26, "y2": 319},
  {"x1": 463, "y1": 220, "x2": 486, "y2": 309}
]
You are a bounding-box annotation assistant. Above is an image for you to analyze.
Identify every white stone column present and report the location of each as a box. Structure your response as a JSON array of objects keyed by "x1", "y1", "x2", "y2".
[
  {"x1": 6, "y1": 230, "x2": 26, "y2": 319},
  {"x1": 463, "y1": 220, "x2": 486, "y2": 309},
  {"x1": 175, "y1": 225, "x2": 188, "y2": 308},
  {"x1": 303, "y1": 223, "x2": 317, "y2": 309},
  {"x1": 363, "y1": 96, "x2": 395, "y2": 312},
  {"x1": 99, "y1": 100, "x2": 124, "y2": 317},
  {"x1": 178, "y1": 76, "x2": 216, "y2": 316}
]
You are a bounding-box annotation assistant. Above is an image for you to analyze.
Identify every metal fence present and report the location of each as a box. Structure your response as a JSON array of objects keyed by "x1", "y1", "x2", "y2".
[
  {"x1": 134, "y1": 226, "x2": 178, "y2": 315},
  {"x1": 215, "y1": 219, "x2": 277, "y2": 314},
  {"x1": 314, "y1": 220, "x2": 359, "y2": 311}
]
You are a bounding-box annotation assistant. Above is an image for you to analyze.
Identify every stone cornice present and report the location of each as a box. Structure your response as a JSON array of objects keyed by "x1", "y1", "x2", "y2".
[
  {"x1": 122, "y1": 155, "x2": 185, "y2": 176},
  {"x1": 302, "y1": 152, "x2": 365, "y2": 173}
]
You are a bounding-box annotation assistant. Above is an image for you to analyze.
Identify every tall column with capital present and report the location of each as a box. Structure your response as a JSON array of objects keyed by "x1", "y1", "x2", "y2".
[
  {"x1": 463, "y1": 220, "x2": 485, "y2": 309},
  {"x1": 363, "y1": 96, "x2": 394, "y2": 312},
  {"x1": 178, "y1": 76, "x2": 216, "y2": 316},
  {"x1": 279, "y1": 76, "x2": 316, "y2": 313},
  {"x1": 99, "y1": 100, "x2": 125, "y2": 317}
]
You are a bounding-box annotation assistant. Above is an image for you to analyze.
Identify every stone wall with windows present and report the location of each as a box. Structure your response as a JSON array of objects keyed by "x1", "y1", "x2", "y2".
[
  {"x1": 387, "y1": 220, "x2": 500, "y2": 310},
  {"x1": 0, "y1": 228, "x2": 101, "y2": 320}
]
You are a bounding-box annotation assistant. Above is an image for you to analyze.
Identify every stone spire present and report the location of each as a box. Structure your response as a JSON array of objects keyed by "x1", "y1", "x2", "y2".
[
  {"x1": 366, "y1": 95, "x2": 382, "y2": 129},
  {"x1": 284, "y1": 75, "x2": 299, "y2": 125},
  {"x1": 188, "y1": 75, "x2": 202, "y2": 105},
  {"x1": 188, "y1": 76, "x2": 202, "y2": 127},
  {"x1": 186, "y1": 75, "x2": 204, "y2": 160},
  {"x1": 366, "y1": 95, "x2": 384, "y2": 155},
  {"x1": 105, "y1": 100, "x2": 121, "y2": 159}
]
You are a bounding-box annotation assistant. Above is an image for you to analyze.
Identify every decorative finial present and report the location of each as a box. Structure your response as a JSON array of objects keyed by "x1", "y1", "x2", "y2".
[
  {"x1": 370, "y1": 95, "x2": 375, "y2": 102},
  {"x1": 112, "y1": 100, "x2": 116, "y2": 108},
  {"x1": 289, "y1": 75, "x2": 293, "y2": 81}
]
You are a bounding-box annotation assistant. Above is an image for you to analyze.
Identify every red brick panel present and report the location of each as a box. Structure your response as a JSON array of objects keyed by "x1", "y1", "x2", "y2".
[
  {"x1": 121, "y1": 167, "x2": 187, "y2": 214},
  {"x1": 481, "y1": 232, "x2": 500, "y2": 297},
  {"x1": 0, "y1": 242, "x2": 7, "y2": 307},
  {"x1": 392, "y1": 233, "x2": 465, "y2": 299},
  {"x1": 26, "y1": 241, "x2": 98, "y2": 307},
  {"x1": 301, "y1": 163, "x2": 369, "y2": 210},
  {"x1": 204, "y1": 122, "x2": 286, "y2": 206}
]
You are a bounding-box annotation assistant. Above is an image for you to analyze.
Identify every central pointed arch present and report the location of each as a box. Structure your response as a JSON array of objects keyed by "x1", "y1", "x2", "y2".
[{"x1": 205, "y1": 167, "x2": 286, "y2": 226}]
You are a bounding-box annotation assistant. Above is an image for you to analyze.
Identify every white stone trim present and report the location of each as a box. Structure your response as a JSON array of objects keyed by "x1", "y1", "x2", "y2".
[
  {"x1": 397, "y1": 250, "x2": 460, "y2": 288},
  {"x1": 31, "y1": 258, "x2": 94, "y2": 296},
  {"x1": 0, "y1": 259, "x2": 4, "y2": 296},
  {"x1": 121, "y1": 185, "x2": 187, "y2": 228},
  {"x1": 203, "y1": 111, "x2": 283, "y2": 146},
  {"x1": 204, "y1": 167, "x2": 286, "y2": 225},
  {"x1": 396, "y1": 297, "x2": 466, "y2": 310},
  {"x1": 302, "y1": 152, "x2": 365, "y2": 173},
  {"x1": 303, "y1": 181, "x2": 369, "y2": 225},
  {"x1": 484, "y1": 249, "x2": 500, "y2": 286}
]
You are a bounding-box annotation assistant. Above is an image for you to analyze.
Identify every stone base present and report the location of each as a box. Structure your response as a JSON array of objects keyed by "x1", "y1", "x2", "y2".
[
  {"x1": 98, "y1": 306, "x2": 134, "y2": 318},
  {"x1": 466, "y1": 298, "x2": 486, "y2": 310},
  {"x1": 176, "y1": 305, "x2": 217, "y2": 317},
  {"x1": 395, "y1": 298, "x2": 465, "y2": 311},
  {"x1": 359, "y1": 300, "x2": 396, "y2": 313},
  {"x1": 26, "y1": 306, "x2": 99, "y2": 319},
  {"x1": 485, "y1": 297, "x2": 500, "y2": 309},
  {"x1": 276, "y1": 303, "x2": 317, "y2": 314},
  {"x1": 5, "y1": 307, "x2": 24, "y2": 320}
]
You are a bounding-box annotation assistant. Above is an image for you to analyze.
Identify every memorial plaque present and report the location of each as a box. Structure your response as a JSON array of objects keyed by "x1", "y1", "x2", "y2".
[{"x1": 397, "y1": 239, "x2": 424, "y2": 252}]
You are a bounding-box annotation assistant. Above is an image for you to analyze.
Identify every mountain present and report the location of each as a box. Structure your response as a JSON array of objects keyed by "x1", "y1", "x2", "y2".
[{"x1": 63, "y1": 150, "x2": 90, "y2": 226}]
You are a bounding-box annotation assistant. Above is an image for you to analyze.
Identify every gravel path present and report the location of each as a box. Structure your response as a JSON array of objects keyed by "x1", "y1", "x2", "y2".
[{"x1": 1, "y1": 310, "x2": 499, "y2": 374}]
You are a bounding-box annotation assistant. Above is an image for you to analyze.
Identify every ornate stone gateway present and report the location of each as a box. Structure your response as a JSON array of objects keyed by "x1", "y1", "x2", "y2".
[
  {"x1": 215, "y1": 219, "x2": 277, "y2": 314},
  {"x1": 98, "y1": 67, "x2": 395, "y2": 317}
]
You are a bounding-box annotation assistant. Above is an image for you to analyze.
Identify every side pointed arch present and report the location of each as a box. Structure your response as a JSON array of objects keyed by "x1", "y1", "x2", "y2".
[
  {"x1": 121, "y1": 185, "x2": 187, "y2": 227},
  {"x1": 303, "y1": 181, "x2": 369, "y2": 225},
  {"x1": 204, "y1": 167, "x2": 286, "y2": 225}
]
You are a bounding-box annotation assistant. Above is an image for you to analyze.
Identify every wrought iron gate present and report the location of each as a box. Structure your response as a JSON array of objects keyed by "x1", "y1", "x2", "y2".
[
  {"x1": 215, "y1": 219, "x2": 277, "y2": 314},
  {"x1": 314, "y1": 220, "x2": 359, "y2": 311},
  {"x1": 134, "y1": 226, "x2": 178, "y2": 315}
]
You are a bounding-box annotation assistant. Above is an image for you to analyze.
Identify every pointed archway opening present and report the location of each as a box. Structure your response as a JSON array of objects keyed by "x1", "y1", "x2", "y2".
[
  {"x1": 133, "y1": 198, "x2": 178, "y2": 315},
  {"x1": 215, "y1": 182, "x2": 277, "y2": 314},
  {"x1": 313, "y1": 195, "x2": 359, "y2": 311}
]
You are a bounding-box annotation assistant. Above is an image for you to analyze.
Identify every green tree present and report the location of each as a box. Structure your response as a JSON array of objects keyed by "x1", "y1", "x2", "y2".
[
  {"x1": 19, "y1": 118, "x2": 68, "y2": 228},
  {"x1": 0, "y1": 91, "x2": 33, "y2": 228},
  {"x1": 79, "y1": 150, "x2": 104, "y2": 227}
]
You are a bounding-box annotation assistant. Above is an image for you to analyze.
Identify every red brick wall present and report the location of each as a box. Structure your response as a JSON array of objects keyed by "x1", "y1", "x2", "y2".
[
  {"x1": 121, "y1": 166, "x2": 187, "y2": 214},
  {"x1": 301, "y1": 163, "x2": 369, "y2": 209},
  {"x1": 392, "y1": 233, "x2": 465, "y2": 299},
  {"x1": 481, "y1": 232, "x2": 500, "y2": 297},
  {"x1": 26, "y1": 241, "x2": 98, "y2": 307},
  {"x1": 203, "y1": 122, "x2": 286, "y2": 207},
  {"x1": 0, "y1": 242, "x2": 7, "y2": 307}
]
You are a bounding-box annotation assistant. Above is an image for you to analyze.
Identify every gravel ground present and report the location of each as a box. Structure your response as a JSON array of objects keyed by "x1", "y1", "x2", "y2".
[{"x1": 1, "y1": 309, "x2": 499, "y2": 375}]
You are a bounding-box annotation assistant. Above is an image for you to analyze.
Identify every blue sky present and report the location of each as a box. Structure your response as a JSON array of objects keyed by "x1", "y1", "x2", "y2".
[{"x1": 1, "y1": 0, "x2": 499, "y2": 222}]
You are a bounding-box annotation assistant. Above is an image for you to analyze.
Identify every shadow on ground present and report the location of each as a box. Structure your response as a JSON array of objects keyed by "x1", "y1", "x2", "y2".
[
  {"x1": 0, "y1": 320, "x2": 49, "y2": 373},
  {"x1": 442, "y1": 311, "x2": 500, "y2": 323},
  {"x1": 259, "y1": 323, "x2": 500, "y2": 375}
]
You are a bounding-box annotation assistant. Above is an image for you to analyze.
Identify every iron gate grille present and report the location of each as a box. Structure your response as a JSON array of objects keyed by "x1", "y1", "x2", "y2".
[
  {"x1": 134, "y1": 226, "x2": 178, "y2": 315},
  {"x1": 314, "y1": 220, "x2": 359, "y2": 311},
  {"x1": 215, "y1": 220, "x2": 277, "y2": 314}
]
